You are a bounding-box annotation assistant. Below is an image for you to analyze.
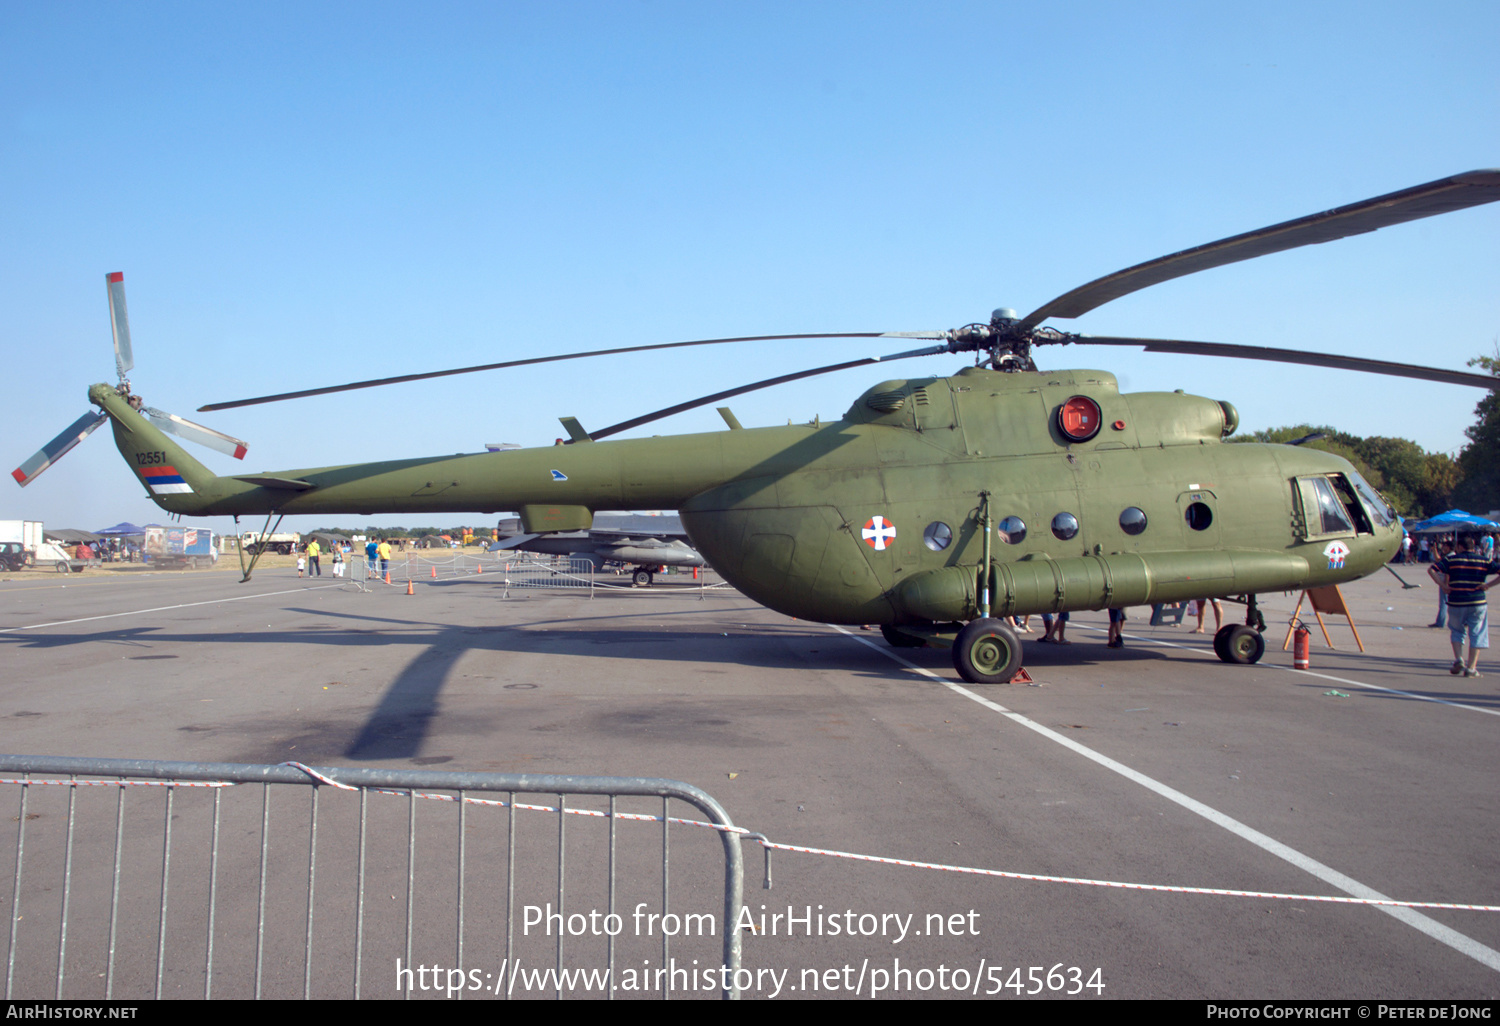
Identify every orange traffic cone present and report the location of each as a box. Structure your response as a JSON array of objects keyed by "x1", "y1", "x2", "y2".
[
  {"x1": 430, "y1": 565, "x2": 437, "y2": 578},
  {"x1": 406, "y1": 580, "x2": 414, "y2": 596},
  {"x1": 384, "y1": 571, "x2": 391, "y2": 585},
  {"x1": 476, "y1": 563, "x2": 482, "y2": 574}
]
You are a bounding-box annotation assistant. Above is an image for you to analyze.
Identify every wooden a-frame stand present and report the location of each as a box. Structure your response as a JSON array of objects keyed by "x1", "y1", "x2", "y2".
[{"x1": 1281, "y1": 584, "x2": 1365, "y2": 653}]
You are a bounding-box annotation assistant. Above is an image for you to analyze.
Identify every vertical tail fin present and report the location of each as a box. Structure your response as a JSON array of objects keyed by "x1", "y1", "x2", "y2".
[{"x1": 89, "y1": 384, "x2": 224, "y2": 514}]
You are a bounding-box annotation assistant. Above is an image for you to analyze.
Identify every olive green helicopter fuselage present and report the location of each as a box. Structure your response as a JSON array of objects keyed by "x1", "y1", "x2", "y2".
[{"x1": 91, "y1": 364, "x2": 1400, "y2": 637}]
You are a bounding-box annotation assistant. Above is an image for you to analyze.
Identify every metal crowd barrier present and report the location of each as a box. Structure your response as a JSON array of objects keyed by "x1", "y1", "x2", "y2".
[
  {"x1": 493, "y1": 556, "x2": 598, "y2": 598},
  {"x1": 0, "y1": 756, "x2": 745, "y2": 1000}
]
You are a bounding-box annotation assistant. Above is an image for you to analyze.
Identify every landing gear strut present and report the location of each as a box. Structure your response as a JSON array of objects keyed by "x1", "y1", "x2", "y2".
[{"x1": 236, "y1": 513, "x2": 284, "y2": 583}]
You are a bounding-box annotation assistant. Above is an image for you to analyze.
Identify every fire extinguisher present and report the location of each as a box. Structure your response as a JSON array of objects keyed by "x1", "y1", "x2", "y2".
[{"x1": 1292, "y1": 619, "x2": 1311, "y2": 670}]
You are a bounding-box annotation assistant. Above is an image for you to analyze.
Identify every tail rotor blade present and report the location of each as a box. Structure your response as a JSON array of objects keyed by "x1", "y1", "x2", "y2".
[
  {"x1": 12, "y1": 410, "x2": 108, "y2": 487},
  {"x1": 106, "y1": 272, "x2": 134, "y2": 382},
  {"x1": 144, "y1": 408, "x2": 249, "y2": 459}
]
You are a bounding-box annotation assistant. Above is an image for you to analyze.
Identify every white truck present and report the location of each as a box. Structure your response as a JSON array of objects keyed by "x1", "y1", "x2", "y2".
[
  {"x1": 145, "y1": 526, "x2": 218, "y2": 569},
  {"x1": 240, "y1": 531, "x2": 300, "y2": 555}
]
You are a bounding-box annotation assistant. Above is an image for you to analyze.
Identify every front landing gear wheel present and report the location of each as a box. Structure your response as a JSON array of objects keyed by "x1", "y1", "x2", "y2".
[
  {"x1": 953, "y1": 618, "x2": 1023, "y2": 684},
  {"x1": 1216, "y1": 624, "x2": 1265, "y2": 664},
  {"x1": 632, "y1": 568, "x2": 654, "y2": 587}
]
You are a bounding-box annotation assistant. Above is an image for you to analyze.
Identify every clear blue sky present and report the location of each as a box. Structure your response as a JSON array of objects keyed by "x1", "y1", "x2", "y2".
[{"x1": 3, "y1": 1, "x2": 1496, "y2": 533}]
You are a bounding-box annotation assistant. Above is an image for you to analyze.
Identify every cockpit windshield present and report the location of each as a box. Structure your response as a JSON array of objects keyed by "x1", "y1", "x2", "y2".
[{"x1": 1345, "y1": 471, "x2": 1395, "y2": 528}]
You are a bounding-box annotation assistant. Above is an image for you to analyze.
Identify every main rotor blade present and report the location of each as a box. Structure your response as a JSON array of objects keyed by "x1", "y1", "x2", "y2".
[
  {"x1": 144, "y1": 407, "x2": 249, "y2": 459},
  {"x1": 587, "y1": 343, "x2": 953, "y2": 441},
  {"x1": 12, "y1": 410, "x2": 108, "y2": 487},
  {"x1": 1017, "y1": 169, "x2": 1500, "y2": 333},
  {"x1": 106, "y1": 272, "x2": 134, "y2": 381},
  {"x1": 1064, "y1": 335, "x2": 1500, "y2": 389},
  {"x1": 197, "y1": 332, "x2": 943, "y2": 412}
]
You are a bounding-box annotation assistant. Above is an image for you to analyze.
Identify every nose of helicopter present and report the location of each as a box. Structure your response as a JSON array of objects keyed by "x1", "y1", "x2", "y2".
[{"x1": 1349, "y1": 519, "x2": 1403, "y2": 575}]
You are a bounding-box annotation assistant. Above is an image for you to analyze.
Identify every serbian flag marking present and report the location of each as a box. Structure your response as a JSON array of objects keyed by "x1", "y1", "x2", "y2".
[{"x1": 141, "y1": 466, "x2": 193, "y2": 494}]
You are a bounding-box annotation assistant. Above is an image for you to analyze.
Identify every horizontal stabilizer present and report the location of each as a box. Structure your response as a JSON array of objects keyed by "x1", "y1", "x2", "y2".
[{"x1": 229, "y1": 474, "x2": 314, "y2": 491}]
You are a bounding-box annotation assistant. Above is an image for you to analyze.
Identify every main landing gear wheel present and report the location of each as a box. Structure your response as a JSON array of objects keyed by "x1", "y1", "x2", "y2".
[
  {"x1": 1214, "y1": 624, "x2": 1265, "y2": 664},
  {"x1": 632, "y1": 568, "x2": 654, "y2": 587},
  {"x1": 953, "y1": 618, "x2": 1023, "y2": 684}
]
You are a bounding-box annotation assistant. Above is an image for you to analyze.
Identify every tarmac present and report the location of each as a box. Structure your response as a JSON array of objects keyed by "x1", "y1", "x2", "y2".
[{"x1": 0, "y1": 556, "x2": 1495, "y2": 999}]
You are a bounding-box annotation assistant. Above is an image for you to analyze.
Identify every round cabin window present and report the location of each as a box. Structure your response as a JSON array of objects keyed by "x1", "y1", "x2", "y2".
[
  {"x1": 997, "y1": 516, "x2": 1027, "y2": 544},
  {"x1": 923, "y1": 522, "x2": 953, "y2": 551},
  {"x1": 1119, "y1": 507, "x2": 1148, "y2": 536},
  {"x1": 1051, "y1": 512, "x2": 1080, "y2": 540}
]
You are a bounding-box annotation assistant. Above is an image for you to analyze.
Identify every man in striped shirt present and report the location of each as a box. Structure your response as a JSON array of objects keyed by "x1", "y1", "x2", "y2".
[{"x1": 1429, "y1": 534, "x2": 1500, "y2": 678}]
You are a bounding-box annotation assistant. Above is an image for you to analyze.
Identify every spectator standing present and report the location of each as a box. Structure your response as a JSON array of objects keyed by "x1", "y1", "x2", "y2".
[{"x1": 1429, "y1": 534, "x2": 1500, "y2": 678}]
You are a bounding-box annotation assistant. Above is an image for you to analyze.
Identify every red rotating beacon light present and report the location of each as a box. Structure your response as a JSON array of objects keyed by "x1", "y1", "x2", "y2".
[{"x1": 1057, "y1": 395, "x2": 1103, "y2": 442}]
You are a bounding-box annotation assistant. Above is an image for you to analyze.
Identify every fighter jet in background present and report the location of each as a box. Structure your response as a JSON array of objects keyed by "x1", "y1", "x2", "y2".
[{"x1": 488, "y1": 512, "x2": 704, "y2": 586}]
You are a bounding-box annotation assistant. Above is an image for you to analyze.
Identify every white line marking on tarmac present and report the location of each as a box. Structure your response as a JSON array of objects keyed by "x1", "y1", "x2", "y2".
[
  {"x1": 833, "y1": 625, "x2": 1500, "y2": 973},
  {"x1": 0, "y1": 584, "x2": 348, "y2": 633},
  {"x1": 1095, "y1": 625, "x2": 1500, "y2": 718}
]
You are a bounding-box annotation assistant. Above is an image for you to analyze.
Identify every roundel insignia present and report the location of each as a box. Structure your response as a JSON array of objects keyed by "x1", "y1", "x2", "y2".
[
  {"x1": 861, "y1": 515, "x2": 897, "y2": 551},
  {"x1": 1323, "y1": 540, "x2": 1349, "y2": 570}
]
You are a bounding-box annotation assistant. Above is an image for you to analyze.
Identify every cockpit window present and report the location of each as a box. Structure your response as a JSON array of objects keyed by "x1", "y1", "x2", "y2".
[{"x1": 1310, "y1": 477, "x2": 1354, "y2": 535}]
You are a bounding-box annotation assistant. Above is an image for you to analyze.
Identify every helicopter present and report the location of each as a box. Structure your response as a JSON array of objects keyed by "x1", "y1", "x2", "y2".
[{"x1": 14, "y1": 170, "x2": 1500, "y2": 684}]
